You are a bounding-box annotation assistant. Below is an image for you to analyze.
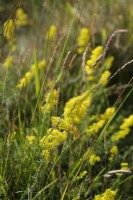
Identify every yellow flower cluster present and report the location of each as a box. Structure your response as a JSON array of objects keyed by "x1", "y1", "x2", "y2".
[
  {"x1": 102, "y1": 56, "x2": 114, "y2": 70},
  {"x1": 87, "y1": 107, "x2": 115, "y2": 136},
  {"x1": 85, "y1": 46, "x2": 103, "y2": 81},
  {"x1": 40, "y1": 129, "x2": 67, "y2": 150},
  {"x1": 76, "y1": 170, "x2": 87, "y2": 180},
  {"x1": 42, "y1": 149, "x2": 50, "y2": 163},
  {"x1": 51, "y1": 116, "x2": 79, "y2": 137},
  {"x1": 46, "y1": 25, "x2": 57, "y2": 40},
  {"x1": 111, "y1": 114, "x2": 133, "y2": 142},
  {"x1": 4, "y1": 8, "x2": 29, "y2": 41},
  {"x1": 99, "y1": 70, "x2": 111, "y2": 86},
  {"x1": 51, "y1": 116, "x2": 70, "y2": 131},
  {"x1": 4, "y1": 19, "x2": 15, "y2": 40},
  {"x1": 3, "y1": 55, "x2": 14, "y2": 68},
  {"x1": 109, "y1": 145, "x2": 118, "y2": 161},
  {"x1": 64, "y1": 91, "x2": 92, "y2": 124},
  {"x1": 17, "y1": 71, "x2": 33, "y2": 88},
  {"x1": 15, "y1": 8, "x2": 29, "y2": 26},
  {"x1": 41, "y1": 90, "x2": 92, "y2": 161},
  {"x1": 120, "y1": 162, "x2": 129, "y2": 170},
  {"x1": 77, "y1": 28, "x2": 90, "y2": 54},
  {"x1": 26, "y1": 135, "x2": 36, "y2": 144},
  {"x1": 41, "y1": 89, "x2": 58, "y2": 113},
  {"x1": 89, "y1": 153, "x2": 100, "y2": 166},
  {"x1": 17, "y1": 59, "x2": 46, "y2": 88},
  {"x1": 94, "y1": 189, "x2": 117, "y2": 200}
]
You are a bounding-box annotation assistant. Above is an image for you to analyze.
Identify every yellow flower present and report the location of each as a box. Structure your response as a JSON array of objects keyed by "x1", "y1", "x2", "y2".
[
  {"x1": 99, "y1": 70, "x2": 111, "y2": 86},
  {"x1": 46, "y1": 25, "x2": 57, "y2": 40},
  {"x1": 88, "y1": 119, "x2": 105, "y2": 135},
  {"x1": 120, "y1": 114, "x2": 133, "y2": 129},
  {"x1": 41, "y1": 89, "x2": 58, "y2": 113},
  {"x1": 38, "y1": 60, "x2": 46, "y2": 70},
  {"x1": 85, "y1": 46, "x2": 103, "y2": 79},
  {"x1": 111, "y1": 114, "x2": 133, "y2": 142},
  {"x1": 64, "y1": 91, "x2": 92, "y2": 124},
  {"x1": 51, "y1": 116, "x2": 70, "y2": 131},
  {"x1": 110, "y1": 145, "x2": 118, "y2": 155},
  {"x1": 16, "y1": 71, "x2": 33, "y2": 88},
  {"x1": 94, "y1": 189, "x2": 117, "y2": 200},
  {"x1": 15, "y1": 8, "x2": 29, "y2": 26},
  {"x1": 111, "y1": 128, "x2": 130, "y2": 142},
  {"x1": 16, "y1": 77, "x2": 27, "y2": 88},
  {"x1": 3, "y1": 55, "x2": 14, "y2": 68},
  {"x1": 103, "y1": 56, "x2": 114, "y2": 70},
  {"x1": 101, "y1": 107, "x2": 116, "y2": 119},
  {"x1": 89, "y1": 153, "x2": 100, "y2": 166},
  {"x1": 77, "y1": 28, "x2": 90, "y2": 54},
  {"x1": 30, "y1": 59, "x2": 46, "y2": 73},
  {"x1": 25, "y1": 71, "x2": 33, "y2": 82},
  {"x1": 121, "y1": 162, "x2": 129, "y2": 170},
  {"x1": 42, "y1": 149, "x2": 50, "y2": 163},
  {"x1": 76, "y1": 170, "x2": 87, "y2": 180},
  {"x1": 88, "y1": 107, "x2": 115, "y2": 135},
  {"x1": 40, "y1": 128, "x2": 67, "y2": 150},
  {"x1": 51, "y1": 116, "x2": 79, "y2": 137},
  {"x1": 26, "y1": 135, "x2": 36, "y2": 144},
  {"x1": 4, "y1": 19, "x2": 15, "y2": 40},
  {"x1": 91, "y1": 46, "x2": 103, "y2": 60}
]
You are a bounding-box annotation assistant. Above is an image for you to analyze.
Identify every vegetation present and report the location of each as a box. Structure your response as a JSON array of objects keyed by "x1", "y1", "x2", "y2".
[{"x1": 0, "y1": 0, "x2": 133, "y2": 199}]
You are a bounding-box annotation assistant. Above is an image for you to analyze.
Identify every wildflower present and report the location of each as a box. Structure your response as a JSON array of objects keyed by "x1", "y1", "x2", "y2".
[
  {"x1": 51, "y1": 116, "x2": 70, "y2": 131},
  {"x1": 4, "y1": 19, "x2": 15, "y2": 40},
  {"x1": 51, "y1": 116, "x2": 79, "y2": 137},
  {"x1": 85, "y1": 46, "x2": 103, "y2": 80},
  {"x1": 102, "y1": 107, "x2": 116, "y2": 120},
  {"x1": 94, "y1": 188, "x2": 117, "y2": 200},
  {"x1": 16, "y1": 71, "x2": 33, "y2": 88},
  {"x1": 110, "y1": 145, "x2": 118, "y2": 155},
  {"x1": 38, "y1": 59, "x2": 46, "y2": 70},
  {"x1": 88, "y1": 107, "x2": 115, "y2": 135},
  {"x1": 99, "y1": 70, "x2": 111, "y2": 86},
  {"x1": 103, "y1": 56, "x2": 114, "y2": 70},
  {"x1": 42, "y1": 149, "x2": 50, "y2": 163},
  {"x1": 41, "y1": 89, "x2": 58, "y2": 113},
  {"x1": 120, "y1": 114, "x2": 133, "y2": 129},
  {"x1": 26, "y1": 135, "x2": 36, "y2": 144},
  {"x1": 17, "y1": 59, "x2": 46, "y2": 89},
  {"x1": 31, "y1": 59, "x2": 46, "y2": 73},
  {"x1": 121, "y1": 162, "x2": 129, "y2": 170},
  {"x1": 89, "y1": 153, "x2": 100, "y2": 166},
  {"x1": 25, "y1": 71, "x2": 33, "y2": 82},
  {"x1": 109, "y1": 145, "x2": 118, "y2": 161},
  {"x1": 64, "y1": 91, "x2": 92, "y2": 124},
  {"x1": 15, "y1": 8, "x2": 29, "y2": 26},
  {"x1": 46, "y1": 25, "x2": 57, "y2": 40},
  {"x1": 40, "y1": 128, "x2": 67, "y2": 150},
  {"x1": 3, "y1": 55, "x2": 14, "y2": 68},
  {"x1": 91, "y1": 46, "x2": 103, "y2": 61},
  {"x1": 76, "y1": 170, "x2": 87, "y2": 180},
  {"x1": 112, "y1": 128, "x2": 130, "y2": 142},
  {"x1": 77, "y1": 28, "x2": 90, "y2": 54},
  {"x1": 88, "y1": 119, "x2": 105, "y2": 135},
  {"x1": 111, "y1": 114, "x2": 133, "y2": 142}
]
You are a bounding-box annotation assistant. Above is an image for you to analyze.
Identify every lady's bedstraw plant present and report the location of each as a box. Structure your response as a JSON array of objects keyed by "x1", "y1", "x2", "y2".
[
  {"x1": 94, "y1": 188, "x2": 117, "y2": 200},
  {"x1": 77, "y1": 28, "x2": 90, "y2": 54},
  {"x1": 39, "y1": 90, "x2": 92, "y2": 162},
  {"x1": 111, "y1": 114, "x2": 133, "y2": 142},
  {"x1": 85, "y1": 45, "x2": 114, "y2": 84},
  {"x1": 16, "y1": 59, "x2": 46, "y2": 88}
]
